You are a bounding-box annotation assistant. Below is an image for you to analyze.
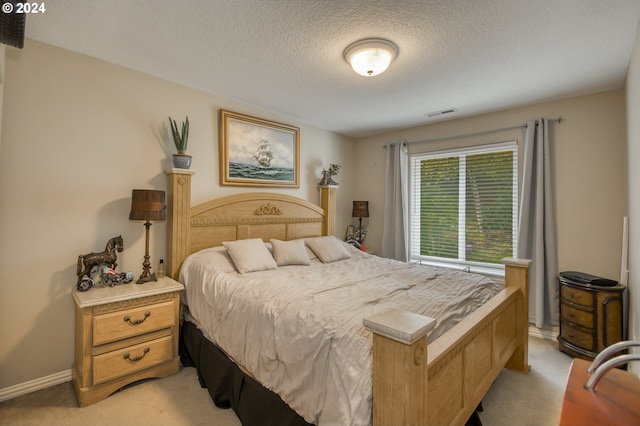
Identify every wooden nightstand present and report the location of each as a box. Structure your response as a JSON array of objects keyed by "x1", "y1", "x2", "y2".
[
  {"x1": 558, "y1": 277, "x2": 625, "y2": 360},
  {"x1": 72, "y1": 276, "x2": 184, "y2": 406}
]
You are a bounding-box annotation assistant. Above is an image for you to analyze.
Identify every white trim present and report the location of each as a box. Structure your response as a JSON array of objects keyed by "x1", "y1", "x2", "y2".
[
  {"x1": 0, "y1": 369, "x2": 72, "y2": 402},
  {"x1": 528, "y1": 324, "x2": 559, "y2": 341},
  {"x1": 410, "y1": 257, "x2": 506, "y2": 277},
  {"x1": 0, "y1": 324, "x2": 557, "y2": 403},
  {"x1": 409, "y1": 141, "x2": 518, "y2": 268},
  {"x1": 413, "y1": 140, "x2": 518, "y2": 158},
  {"x1": 0, "y1": 325, "x2": 556, "y2": 403},
  {"x1": 458, "y1": 155, "x2": 467, "y2": 260}
]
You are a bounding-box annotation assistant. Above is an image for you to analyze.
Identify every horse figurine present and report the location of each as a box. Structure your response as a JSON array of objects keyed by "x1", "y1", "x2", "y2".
[
  {"x1": 319, "y1": 163, "x2": 341, "y2": 186},
  {"x1": 76, "y1": 236, "x2": 124, "y2": 287}
]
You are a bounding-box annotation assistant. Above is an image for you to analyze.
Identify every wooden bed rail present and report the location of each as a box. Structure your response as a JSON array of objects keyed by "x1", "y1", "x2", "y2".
[{"x1": 363, "y1": 258, "x2": 531, "y2": 426}]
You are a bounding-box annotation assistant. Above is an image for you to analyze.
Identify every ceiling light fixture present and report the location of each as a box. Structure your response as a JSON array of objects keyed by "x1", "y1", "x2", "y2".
[{"x1": 343, "y1": 38, "x2": 399, "y2": 77}]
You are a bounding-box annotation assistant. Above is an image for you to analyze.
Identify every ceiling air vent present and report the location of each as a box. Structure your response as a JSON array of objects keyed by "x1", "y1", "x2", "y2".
[{"x1": 425, "y1": 108, "x2": 458, "y2": 118}]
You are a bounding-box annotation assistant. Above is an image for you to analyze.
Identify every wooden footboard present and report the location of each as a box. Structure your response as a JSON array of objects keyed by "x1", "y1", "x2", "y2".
[{"x1": 364, "y1": 258, "x2": 531, "y2": 426}]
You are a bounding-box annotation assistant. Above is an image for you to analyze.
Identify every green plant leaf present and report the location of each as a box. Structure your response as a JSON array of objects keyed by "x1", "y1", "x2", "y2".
[{"x1": 169, "y1": 116, "x2": 189, "y2": 154}]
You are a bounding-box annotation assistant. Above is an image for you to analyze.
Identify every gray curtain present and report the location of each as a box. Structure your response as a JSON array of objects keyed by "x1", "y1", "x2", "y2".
[
  {"x1": 517, "y1": 118, "x2": 559, "y2": 327},
  {"x1": 382, "y1": 142, "x2": 408, "y2": 261}
]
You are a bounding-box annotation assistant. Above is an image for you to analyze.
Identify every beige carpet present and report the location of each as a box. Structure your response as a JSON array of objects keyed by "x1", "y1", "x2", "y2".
[
  {"x1": 0, "y1": 337, "x2": 572, "y2": 425},
  {"x1": 479, "y1": 337, "x2": 572, "y2": 425}
]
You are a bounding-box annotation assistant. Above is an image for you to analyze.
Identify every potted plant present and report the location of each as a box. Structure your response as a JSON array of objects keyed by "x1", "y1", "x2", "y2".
[{"x1": 169, "y1": 116, "x2": 191, "y2": 169}]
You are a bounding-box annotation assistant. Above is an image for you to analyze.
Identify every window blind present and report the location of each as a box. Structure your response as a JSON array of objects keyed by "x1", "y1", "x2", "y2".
[{"x1": 409, "y1": 141, "x2": 518, "y2": 272}]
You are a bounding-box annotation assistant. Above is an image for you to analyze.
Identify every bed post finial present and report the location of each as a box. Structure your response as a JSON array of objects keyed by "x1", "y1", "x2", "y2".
[
  {"x1": 165, "y1": 168, "x2": 195, "y2": 280},
  {"x1": 363, "y1": 310, "x2": 435, "y2": 425},
  {"x1": 319, "y1": 184, "x2": 337, "y2": 236}
]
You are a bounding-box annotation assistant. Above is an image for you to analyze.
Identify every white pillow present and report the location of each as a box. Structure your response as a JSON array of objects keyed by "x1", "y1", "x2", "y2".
[
  {"x1": 305, "y1": 236, "x2": 352, "y2": 263},
  {"x1": 270, "y1": 239, "x2": 310, "y2": 266},
  {"x1": 222, "y1": 239, "x2": 277, "y2": 273},
  {"x1": 203, "y1": 246, "x2": 239, "y2": 273}
]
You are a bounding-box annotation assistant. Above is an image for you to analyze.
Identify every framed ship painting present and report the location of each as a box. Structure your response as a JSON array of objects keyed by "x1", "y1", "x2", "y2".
[{"x1": 219, "y1": 109, "x2": 300, "y2": 187}]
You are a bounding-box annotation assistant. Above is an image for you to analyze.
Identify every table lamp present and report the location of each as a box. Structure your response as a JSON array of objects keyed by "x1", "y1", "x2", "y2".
[
  {"x1": 352, "y1": 201, "x2": 369, "y2": 244},
  {"x1": 129, "y1": 189, "x2": 166, "y2": 284}
]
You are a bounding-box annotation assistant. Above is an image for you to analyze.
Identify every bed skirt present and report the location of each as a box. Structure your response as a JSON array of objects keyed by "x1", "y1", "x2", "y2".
[
  {"x1": 180, "y1": 320, "x2": 313, "y2": 426},
  {"x1": 181, "y1": 320, "x2": 483, "y2": 426}
]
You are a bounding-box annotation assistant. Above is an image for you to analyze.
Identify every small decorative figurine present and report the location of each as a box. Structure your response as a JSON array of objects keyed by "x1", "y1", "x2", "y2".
[
  {"x1": 99, "y1": 266, "x2": 134, "y2": 287},
  {"x1": 319, "y1": 163, "x2": 341, "y2": 185},
  {"x1": 77, "y1": 266, "x2": 134, "y2": 292},
  {"x1": 76, "y1": 236, "x2": 124, "y2": 288}
]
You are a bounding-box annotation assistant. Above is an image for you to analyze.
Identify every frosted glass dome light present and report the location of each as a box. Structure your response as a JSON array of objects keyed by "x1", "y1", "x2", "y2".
[{"x1": 343, "y1": 38, "x2": 399, "y2": 77}]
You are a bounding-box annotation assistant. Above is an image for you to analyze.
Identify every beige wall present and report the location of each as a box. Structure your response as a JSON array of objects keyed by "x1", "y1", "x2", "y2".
[
  {"x1": 355, "y1": 90, "x2": 628, "y2": 283},
  {"x1": 0, "y1": 40, "x2": 355, "y2": 389},
  {"x1": 626, "y1": 22, "x2": 640, "y2": 372},
  {"x1": 0, "y1": 36, "x2": 634, "y2": 391}
]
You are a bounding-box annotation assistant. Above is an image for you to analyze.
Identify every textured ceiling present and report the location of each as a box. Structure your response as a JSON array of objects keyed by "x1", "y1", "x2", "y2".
[{"x1": 24, "y1": 0, "x2": 640, "y2": 138}]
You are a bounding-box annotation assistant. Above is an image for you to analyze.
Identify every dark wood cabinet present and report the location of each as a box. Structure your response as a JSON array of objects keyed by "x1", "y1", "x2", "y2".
[{"x1": 558, "y1": 276, "x2": 626, "y2": 360}]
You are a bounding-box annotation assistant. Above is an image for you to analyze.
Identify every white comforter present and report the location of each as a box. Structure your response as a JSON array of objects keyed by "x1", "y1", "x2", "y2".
[{"x1": 180, "y1": 243, "x2": 501, "y2": 426}]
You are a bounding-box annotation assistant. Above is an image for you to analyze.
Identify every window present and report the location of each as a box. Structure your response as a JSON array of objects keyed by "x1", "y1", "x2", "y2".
[{"x1": 409, "y1": 142, "x2": 518, "y2": 274}]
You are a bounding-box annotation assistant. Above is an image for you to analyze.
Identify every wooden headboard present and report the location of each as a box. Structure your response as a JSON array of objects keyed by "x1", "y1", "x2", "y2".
[{"x1": 165, "y1": 169, "x2": 337, "y2": 279}]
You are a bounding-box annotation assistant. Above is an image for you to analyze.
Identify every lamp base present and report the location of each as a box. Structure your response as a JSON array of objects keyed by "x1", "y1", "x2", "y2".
[
  {"x1": 136, "y1": 272, "x2": 157, "y2": 284},
  {"x1": 136, "y1": 221, "x2": 157, "y2": 284}
]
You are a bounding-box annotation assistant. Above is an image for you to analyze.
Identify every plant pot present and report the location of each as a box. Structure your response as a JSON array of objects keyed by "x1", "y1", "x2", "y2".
[{"x1": 173, "y1": 154, "x2": 192, "y2": 169}]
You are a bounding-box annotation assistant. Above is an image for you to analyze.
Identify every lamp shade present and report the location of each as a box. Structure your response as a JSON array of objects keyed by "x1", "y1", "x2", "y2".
[
  {"x1": 129, "y1": 189, "x2": 166, "y2": 221},
  {"x1": 352, "y1": 201, "x2": 369, "y2": 218},
  {"x1": 344, "y1": 38, "x2": 398, "y2": 77}
]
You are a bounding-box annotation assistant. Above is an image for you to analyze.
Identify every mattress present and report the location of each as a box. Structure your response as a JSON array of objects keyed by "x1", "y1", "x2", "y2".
[{"x1": 180, "y1": 240, "x2": 501, "y2": 426}]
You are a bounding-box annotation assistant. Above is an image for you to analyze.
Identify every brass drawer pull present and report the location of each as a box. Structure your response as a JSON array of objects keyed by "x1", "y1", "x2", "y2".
[
  {"x1": 123, "y1": 347, "x2": 150, "y2": 362},
  {"x1": 123, "y1": 311, "x2": 151, "y2": 325}
]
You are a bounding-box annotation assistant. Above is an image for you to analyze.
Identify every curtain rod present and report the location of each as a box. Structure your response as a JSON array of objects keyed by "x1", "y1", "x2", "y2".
[{"x1": 384, "y1": 116, "x2": 562, "y2": 147}]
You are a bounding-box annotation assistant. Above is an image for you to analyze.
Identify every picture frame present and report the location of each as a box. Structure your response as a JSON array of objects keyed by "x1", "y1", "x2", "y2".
[{"x1": 219, "y1": 109, "x2": 300, "y2": 187}]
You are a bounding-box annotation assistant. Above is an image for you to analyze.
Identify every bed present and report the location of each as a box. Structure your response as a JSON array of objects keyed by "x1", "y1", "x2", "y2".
[{"x1": 165, "y1": 169, "x2": 531, "y2": 426}]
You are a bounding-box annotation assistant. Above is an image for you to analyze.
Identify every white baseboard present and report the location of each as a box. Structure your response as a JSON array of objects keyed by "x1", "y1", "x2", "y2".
[
  {"x1": 0, "y1": 369, "x2": 72, "y2": 403},
  {"x1": 0, "y1": 324, "x2": 558, "y2": 403},
  {"x1": 529, "y1": 324, "x2": 559, "y2": 341}
]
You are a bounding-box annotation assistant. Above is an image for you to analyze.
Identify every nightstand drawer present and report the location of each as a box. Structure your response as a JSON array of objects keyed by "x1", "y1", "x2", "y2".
[
  {"x1": 560, "y1": 285, "x2": 592, "y2": 307},
  {"x1": 93, "y1": 301, "x2": 176, "y2": 346},
  {"x1": 561, "y1": 320, "x2": 594, "y2": 351},
  {"x1": 560, "y1": 304, "x2": 594, "y2": 329},
  {"x1": 93, "y1": 335, "x2": 174, "y2": 385}
]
